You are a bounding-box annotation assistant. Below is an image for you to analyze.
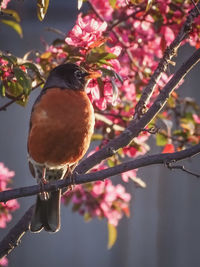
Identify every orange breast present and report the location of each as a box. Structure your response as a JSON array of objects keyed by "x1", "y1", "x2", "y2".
[{"x1": 28, "y1": 88, "x2": 94, "y2": 166}]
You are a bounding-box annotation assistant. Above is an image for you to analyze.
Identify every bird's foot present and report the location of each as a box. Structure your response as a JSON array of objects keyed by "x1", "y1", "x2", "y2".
[
  {"x1": 63, "y1": 164, "x2": 77, "y2": 191},
  {"x1": 38, "y1": 167, "x2": 49, "y2": 200}
]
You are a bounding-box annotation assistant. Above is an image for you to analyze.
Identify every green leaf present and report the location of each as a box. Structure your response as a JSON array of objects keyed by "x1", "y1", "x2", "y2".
[
  {"x1": 156, "y1": 132, "x2": 168, "y2": 146},
  {"x1": 13, "y1": 67, "x2": 32, "y2": 95},
  {"x1": 37, "y1": 0, "x2": 49, "y2": 21},
  {"x1": 107, "y1": 223, "x2": 117, "y2": 249},
  {"x1": 2, "y1": 9, "x2": 21, "y2": 22},
  {"x1": 103, "y1": 53, "x2": 117, "y2": 60},
  {"x1": 9, "y1": 81, "x2": 23, "y2": 96},
  {"x1": 6, "y1": 81, "x2": 29, "y2": 106},
  {"x1": 107, "y1": 159, "x2": 115, "y2": 167},
  {"x1": 98, "y1": 59, "x2": 112, "y2": 66},
  {"x1": 87, "y1": 47, "x2": 117, "y2": 63},
  {"x1": 109, "y1": 0, "x2": 117, "y2": 8},
  {"x1": 0, "y1": 82, "x2": 6, "y2": 97},
  {"x1": 1, "y1": 19, "x2": 23, "y2": 37},
  {"x1": 168, "y1": 95, "x2": 176, "y2": 108}
]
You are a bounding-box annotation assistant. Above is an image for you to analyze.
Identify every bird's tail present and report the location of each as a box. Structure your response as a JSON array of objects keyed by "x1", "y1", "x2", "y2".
[{"x1": 30, "y1": 190, "x2": 61, "y2": 233}]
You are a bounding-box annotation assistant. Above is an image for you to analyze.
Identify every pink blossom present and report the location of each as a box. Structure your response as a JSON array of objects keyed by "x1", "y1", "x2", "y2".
[
  {"x1": 65, "y1": 13, "x2": 107, "y2": 48},
  {"x1": 0, "y1": 257, "x2": 8, "y2": 266},
  {"x1": 95, "y1": 97, "x2": 107, "y2": 110},
  {"x1": 193, "y1": 114, "x2": 200, "y2": 124},
  {"x1": 109, "y1": 46, "x2": 122, "y2": 57},
  {"x1": 89, "y1": 0, "x2": 113, "y2": 21},
  {"x1": 0, "y1": 0, "x2": 10, "y2": 9},
  {"x1": 64, "y1": 179, "x2": 131, "y2": 227},
  {"x1": 91, "y1": 181, "x2": 105, "y2": 196},
  {"x1": 0, "y1": 163, "x2": 15, "y2": 191},
  {"x1": 115, "y1": 184, "x2": 131, "y2": 202},
  {"x1": 0, "y1": 163, "x2": 19, "y2": 229},
  {"x1": 121, "y1": 80, "x2": 136, "y2": 102},
  {"x1": 0, "y1": 58, "x2": 8, "y2": 66},
  {"x1": 86, "y1": 81, "x2": 100, "y2": 100},
  {"x1": 0, "y1": 213, "x2": 12, "y2": 228},
  {"x1": 106, "y1": 210, "x2": 123, "y2": 226},
  {"x1": 47, "y1": 45, "x2": 67, "y2": 59},
  {"x1": 121, "y1": 169, "x2": 137, "y2": 182},
  {"x1": 160, "y1": 26, "x2": 175, "y2": 46}
]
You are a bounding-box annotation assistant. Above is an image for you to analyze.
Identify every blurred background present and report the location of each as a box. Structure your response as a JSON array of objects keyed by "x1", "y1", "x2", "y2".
[{"x1": 0, "y1": 1, "x2": 200, "y2": 267}]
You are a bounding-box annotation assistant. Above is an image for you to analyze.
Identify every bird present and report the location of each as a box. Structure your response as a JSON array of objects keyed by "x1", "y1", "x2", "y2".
[{"x1": 27, "y1": 63, "x2": 100, "y2": 233}]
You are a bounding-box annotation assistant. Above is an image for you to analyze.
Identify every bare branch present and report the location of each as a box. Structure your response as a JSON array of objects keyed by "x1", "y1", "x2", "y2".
[
  {"x1": 1, "y1": 143, "x2": 200, "y2": 203},
  {"x1": 0, "y1": 206, "x2": 34, "y2": 259},
  {"x1": 1, "y1": 143, "x2": 200, "y2": 258}
]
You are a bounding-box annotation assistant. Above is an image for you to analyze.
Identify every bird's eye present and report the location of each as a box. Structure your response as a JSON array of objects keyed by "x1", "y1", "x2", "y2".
[{"x1": 74, "y1": 70, "x2": 83, "y2": 80}]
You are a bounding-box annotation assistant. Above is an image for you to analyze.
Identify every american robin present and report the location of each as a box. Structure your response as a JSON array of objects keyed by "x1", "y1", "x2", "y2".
[{"x1": 27, "y1": 63, "x2": 100, "y2": 233}]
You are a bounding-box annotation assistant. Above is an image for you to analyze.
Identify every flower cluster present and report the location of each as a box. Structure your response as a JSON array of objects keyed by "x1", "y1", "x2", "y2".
[
  {"x1": 0, "y1": 257, "x2": 8, "y2": 267},
  {"x1": 0, "y1": 163, "x2": 19, "y2": 266},
  {"x1": 0, "y1": 0, "x2": 10, "y2": 9},
  {"x1": 0, "y1": 163, "x2": 19, "y2": 228},
  {"x1": 0, "y1": 58, "x2": 13, "y2": 82},
  {"x1": 63, "y1": 179, "x2": 131, "y2": 226},
  {"x1": 65, "y1": 13, "x2": 107, "y2": 48}
]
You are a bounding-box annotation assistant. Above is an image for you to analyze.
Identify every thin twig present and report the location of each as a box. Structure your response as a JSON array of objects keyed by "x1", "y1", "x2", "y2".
[
  {"x1": 191, "y1": 0, "x2": 200, "y2": 14},
  {"x1": 167, "y1": 163, "x2": 200, "y2": 178},
  {"x1": 45, "y1": 27, "x2": 66, "y2": 37}
]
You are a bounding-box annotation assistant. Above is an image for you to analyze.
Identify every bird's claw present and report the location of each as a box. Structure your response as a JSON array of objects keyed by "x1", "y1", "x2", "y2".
[{"x1": 38, "y1": 167, "x2": 49, "y2": 200}]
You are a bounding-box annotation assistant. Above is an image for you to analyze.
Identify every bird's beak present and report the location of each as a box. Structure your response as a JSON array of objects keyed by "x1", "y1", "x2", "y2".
[{"x1": 85, "y1": 71, "x2": 101, "y2": 80}]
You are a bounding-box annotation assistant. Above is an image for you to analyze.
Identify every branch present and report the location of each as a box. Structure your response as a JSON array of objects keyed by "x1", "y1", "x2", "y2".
[
  {"x1": 0, "y1": 206, "x2": 34, "y2": 259},
  {"x1": 75, "y1": 48, "x2": 200, "y2": 174},
  {"x1": 1, "y1": 143, "x2": 200, "y2": 203},
  {"x1": 1, "y1": 143, "x2": 200, "y2": 258},
  {"x1": 135, "y1": 1, "x2": 200, "y2": 117}
]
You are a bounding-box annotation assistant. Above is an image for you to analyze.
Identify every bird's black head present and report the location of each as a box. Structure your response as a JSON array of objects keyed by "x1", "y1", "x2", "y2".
[{"x1": 44, "y1": 63, "x2": 91, "y2": 91}]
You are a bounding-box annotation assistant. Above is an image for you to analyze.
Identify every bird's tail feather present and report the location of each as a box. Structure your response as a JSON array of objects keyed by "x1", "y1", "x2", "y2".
[{"x1": 30, "y1": 190, "x2": 61, "y2": 233}]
